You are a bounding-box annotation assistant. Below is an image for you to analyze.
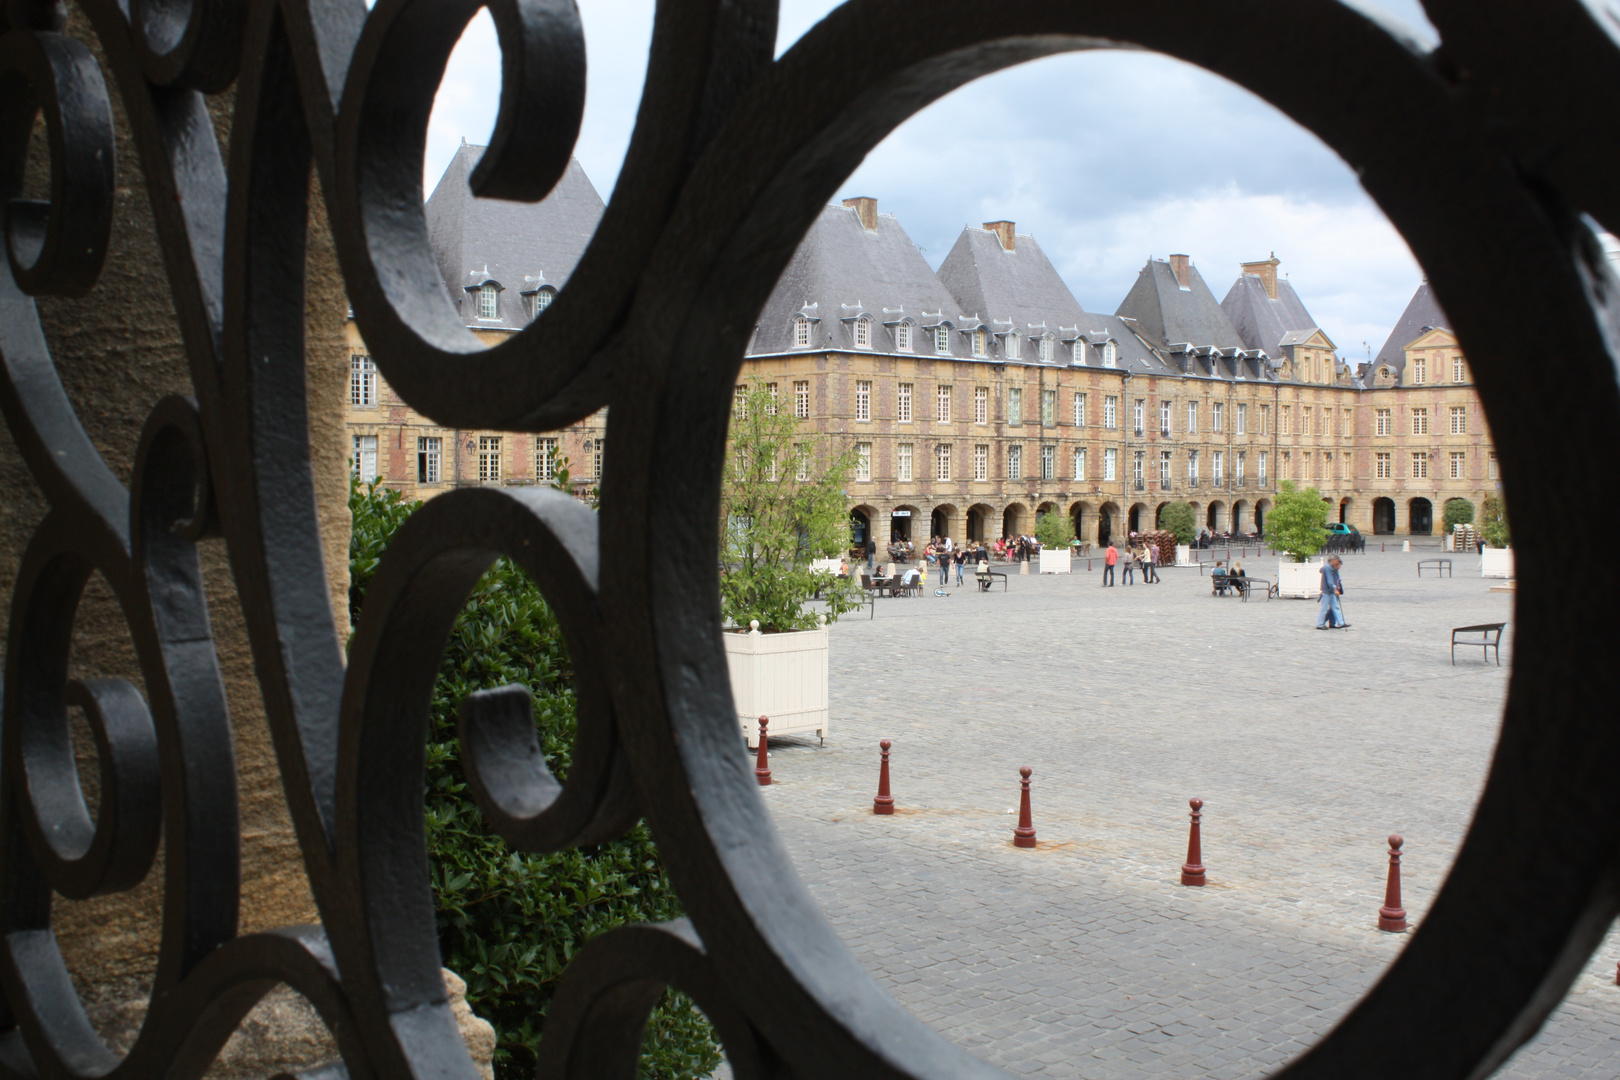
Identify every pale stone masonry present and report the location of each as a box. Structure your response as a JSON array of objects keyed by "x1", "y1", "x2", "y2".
[{"x1": 347, "y1": 151, "x2": 1495, "y2": 544}]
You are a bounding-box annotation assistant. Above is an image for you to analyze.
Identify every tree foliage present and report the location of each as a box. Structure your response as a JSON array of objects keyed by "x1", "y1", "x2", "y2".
[
  {"x1": 1157, "y1": 502, "x2": 1196, "y2": 545},
  {"x1": 720, "y1": 377, "x2": 863, "y2": 631},
  {"x1": 1034, "y1": 507, "x2": 1075, "y2": 550},
  {"x1": 1268, "y1": 481, "x2": 1329, "y2": 562},
  {"x1": 1481, "y1": 493, "x2": 1511, "y2": 547},
  {"x1": 1442, "y1": 498, "x2": 1475, "y2": 533},
  {"x1": 349, "y1": 480, "x2": 721, "y2": 1080}
]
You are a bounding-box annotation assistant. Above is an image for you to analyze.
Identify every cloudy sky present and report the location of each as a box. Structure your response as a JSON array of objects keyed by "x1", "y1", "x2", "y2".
[{"x1": 425, "y1": 0, "x2": 1442, "y2": 363}]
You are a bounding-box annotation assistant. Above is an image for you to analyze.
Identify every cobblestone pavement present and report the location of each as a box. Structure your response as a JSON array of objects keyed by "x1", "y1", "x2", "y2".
[{"x1": 740, "y1": 547, "x2": 1620, "y2": 1079}]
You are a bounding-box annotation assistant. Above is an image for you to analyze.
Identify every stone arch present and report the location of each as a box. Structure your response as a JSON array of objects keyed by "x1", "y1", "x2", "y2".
[
  {"x1": 849, "y1": 505, "x2": 877, "y2": 553},
  {"x1": 1127, "y1": 502, "x2": 1149, "y2": 535},
  {"x1": 1255, "y1": 498, "x2": 1272, "y2": 535},
  {"x1": 1069, "y1": 501, "x2": 1090, "y2": 544},
  {"x1": 1338, "y1": 496, "x2": 1353, "y2": 524},
  {"x1": 1002, "y1": 501, "x2": 1027, "y2": 539},
  {"x1": 1232, "y1": 499, "x2": 1249, "y2": 534},
  {"x1": 889, "y1": 504, "x2": 919, "y2": 543},
  {"x1": 1206, "y1": 500, "x2": 1227, "y2": 533},
  {"x1": 1373, "y1": 497, "x2": 1397, "y2": 534},
  {"x1": 1408, "y1": 497, "x2": 1433, "y2": 535},
  {"x1": 930, "y1": 503, "x2": 958, "y2": 541},
  {"x1": 965, "y1": 503, "x2": 994, "y2": 542},
  {"x1": 1097, "y1": 501, "x2": 1120, "y2": 546}
]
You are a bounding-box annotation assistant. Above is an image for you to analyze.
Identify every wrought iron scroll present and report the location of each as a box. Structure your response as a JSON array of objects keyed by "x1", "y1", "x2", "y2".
[{"x1": 1, "y1": 0, "x2": 1619, "y2": 1077}]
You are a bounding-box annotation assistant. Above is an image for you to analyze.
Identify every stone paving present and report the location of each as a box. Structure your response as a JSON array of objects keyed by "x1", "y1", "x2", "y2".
[{"x1": 742, "y1": 546, "x2": 1620, "y2": 1078}]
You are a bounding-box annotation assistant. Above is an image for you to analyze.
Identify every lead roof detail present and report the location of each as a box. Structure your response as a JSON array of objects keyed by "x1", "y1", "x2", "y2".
[
  {"x1": 1372, "y1": 278, "x2": 1451, "y2": 378},
  {"x1": 1220, "y1": 269, "x2": 1320, "y2": 357},
  {"x1": 1115, "y1": 257, "x2": 1247, "y2": 354}
]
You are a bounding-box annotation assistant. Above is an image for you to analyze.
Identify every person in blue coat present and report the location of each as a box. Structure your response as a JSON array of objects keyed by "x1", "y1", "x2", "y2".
[{"x1": 1317, "y1": 556, "x2": 1347, "y2": 629}]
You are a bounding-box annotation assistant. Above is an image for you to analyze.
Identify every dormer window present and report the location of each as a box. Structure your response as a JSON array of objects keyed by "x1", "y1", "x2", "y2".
[
  {"x1": 1072, "y1": 341, "x2": 1086, "y2": 365},
  {"x1": 896, "y1": 321, "x2": 912, "y2": 352},
  {"x1": 854, "y1": 315, "x2": 871, "y2": 349},
  {"x1": 934, "y1": 325, "x2": 950, "y2": 354},
  {"x1": 972, "y1": 328, "x2": 986, "y2": 357},
  {"x1": 1006, "y1": 331, "x2": 1020, "y2": 360},
  {"x1": 1038, "y1": 335, "x2": 1053, "y2": 362},
  {"x1": 528, "y1": 287, "x2": 555, "y2": 321},
  {"x1": 794, "y1": 316, "x2": 812, "y2": 348},
  {"x1": 477, "y1": 283, "x2": 499, "y2": 320},
  {"x1": 1102, "y1": 341, "x2": 1117, "y2": 368}
]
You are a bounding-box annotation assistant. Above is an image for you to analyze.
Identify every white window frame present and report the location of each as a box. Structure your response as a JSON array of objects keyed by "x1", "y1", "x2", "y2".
[
  {"x1": 1450, "y1": 451, "x2": 1466, "y2": 479},
  {"x1": 897, "y1": 442, "x2": 912, "y2": 482},
  {"x1": 1212, "y1": 402, "x2": 1224, "y2": 433},
  {"x1": 1073, "y1": 392, "x2": 1087, "y2": 427},
  {"x1": 535, "y1": 437, "x2": 558, "y2": 481},
  {"x1": 794, "y1": 316, "x2": 812, "y2": 348},
  {"x1": 794, "y1": 380, "x2": 810, "y2": 419},
  {"x1": 937, "y1": 385, "x2": 952, "y2": 423},
  {"x1": 1188, "y1": 449, "x2": 1199, "y2": 484},
  {"x1": 1006, "y1": 331, "x2": 1021, "y2": 360},
  {"x1": 934, "y1": 325, "x2": 951, "y2": 354},
  {"x1": 1236, "y1": 404, "x2": 1247, "y2": 435},
  {"x1": 896, "y1": 322, "x2": 912, "y2": 352},
  {"x1": 1073, "y1": 447, "x2": 1086, "y2": 481},
  {"x1": 974, "y1": 443, "x2": 989, "y2": 481},
  {"x1": 1376, "y1": 451, "x2": 1391, "y2": 479},
  {"x1": 935, "y1": 443, "x2": 951, "y2": 482},
  {"x1": 854, "y1": 316, "x2": 872, "y2": 349},
  {"x1": 1453, "y1": 355, "x2": 1466, "y2": 382},
  {"x1": 1102, "y1": 341, "x2": 1117, "y2": 368},
  {"x1": 1258, "y1": 450, "x2": 1268, "y2": 483},
  {"x1": 477, "y1": 283, "x2": 499, "y2": 320},
  {"x1": 1041, "y1": 389, "x2": 1056, "y2": 427},
  {"x1": 1411, "y1": 451, "x2": 1428, "y2": 479},
  {"x1": 1212, "y1": 450, "x2": 1224, "y2": 484},
  {"x1": 1412, "y1": 408, "x2": 1429, "y2": 436},
  {"x1": 352, "y1": 434, "x2": 378, "y2": 482},
  {"x1": 1133, "y1": 399, "x2": 1145, "y2": 436},
  {"x1": 1450, "y1": 405, "x2": 1467, "y2": 434},
  {"x1": 1104, "y1": 396, "x2": 1117, "y2": 430},
  {"x1": 972, "y1": 327, "x2": 986, "y2": 357},
  {"x1": 855, "y1": 380, "x2": 871, "y2": 422},
  {"x1": 1412, "y1": 356, "x2": 1427, "y2": 384},
  {"x1": 478, "y1": 435, "x2": 502, "y2": 483},
  {"x1": 1236, "y1": 451, "x2": 1247, "y2": 482},
  {"x1": 1008, "y1": 387, "x2": 1022, "y2": 426},
  {"x1": 1041, "y1": 444, "x2": 1055, "y2": 480},
  {"x1": 1008, "y1": 444, "x2": 1022, "y2": 480},
  {"x1": 1104, "y1": 447, "x2": 1117, "y2": 481},
  {"x1": 593, "y1": 437, "x2": 604, "y2": 479},
  {"x1": 897, "y1": 383, "x2": 913, "y2": 423},
  {"x1": 1038, "y1": 336, "x2": 1053, "y2": 362},
  {"x1": 855, "y1": 442, "x2": 872, "y2": 482},
  {"x1": 1187, "y1": 401, "x2": 1197, "y2": 434},
  {"x1": 417, "y1": 435, "x2": 441, "y2": 484},
  {"x1": 1159, "y1": 450, "x2": 1171, "y2": 486},
  {"x1": 1376, "y1": 408, "x2": 1391, "y2": 436},
  {"x1": 351, "y1": 353, "x2": 377, "y2": 407},
  {"x1": 974, "y1": 386, "x2": 988, "y2": 425},
  {"x1": 529, "y1": 288, "x2": 555, "y2": 320}
]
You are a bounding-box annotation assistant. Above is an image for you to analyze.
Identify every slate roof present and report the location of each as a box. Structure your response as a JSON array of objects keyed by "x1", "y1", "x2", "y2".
[
  {"x1": 1115, "y1": 259, "x2": 1246, "y2": 353},
  {"x1": 1372, "y1": 278, "x2": 1451, "y2": 376},
  {"x1": 423, "y1": 141, "x2": 605, "y2": 328},
  {"x1": 1220, "y1": 272, "x2": 1320, "y2": 356},
  {"x1": 749, "y1": 202, "x2": 962, "y2": 355}
]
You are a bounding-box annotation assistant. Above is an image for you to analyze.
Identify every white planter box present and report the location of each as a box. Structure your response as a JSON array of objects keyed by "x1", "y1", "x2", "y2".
[
  {"x1": 1481, "y1": 546, "x2": 1515, "y2": 579},
  {"x1": 809, "y1": 557, "x2": 841, "y2": 575},
  {"x1": 1038, "y1": 549, "x2": 1071, "y2": 574},
  {"x1": 1175, "y1": 544, "x2": 1193, "y2": 567},
  {"x1": 1276, "y1": 559, "x2": 1322, "y2": 599},
  {"x1": 725, "y1": 624, "x2": 829, "y2": 748}
]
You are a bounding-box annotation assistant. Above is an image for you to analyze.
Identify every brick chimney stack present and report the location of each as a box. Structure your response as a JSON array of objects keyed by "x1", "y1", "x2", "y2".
[
  {"x1": 1241, "y1": 253, "x2": 1281, "y2": 299},
  {"x1": 984, "y1": 221, "x2": 1016, "y2": 252},
  {"x1": 1169, "y1": 254, "x2": 1192, "y2": 288},
  {"x1": 843, "y1": 196, "x2": 878, "y2": 231}
]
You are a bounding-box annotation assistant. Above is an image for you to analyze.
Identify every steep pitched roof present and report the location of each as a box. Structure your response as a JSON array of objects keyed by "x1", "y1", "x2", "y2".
[
  {"x1": 937, "y1": 226, "x2": 1087, "y2": 335},
  {"x1": 1220, "y1": 272, "x2": 1320, "y2": 356},
  {"x1": 423, "y1": 142, "x2": 605, "y2": 328},
  {"x1": 1373, "y1": 279, "x2": 1451, "y2": 374},
  {"x1": 749, "y1": 203, "x2": 961, "y2": 355},
  {"x1": 1115, "y1": 259, "x2": 1245, "y2": 351}
]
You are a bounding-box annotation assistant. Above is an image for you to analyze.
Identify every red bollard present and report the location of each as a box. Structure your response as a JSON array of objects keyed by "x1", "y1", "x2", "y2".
[
  {"x1": 1180, "y1": 798, "x2": 1206, "y2": 886},
  {"x1": 1378, "y1": 834, "x2": 1408, "y2": 931},
  {"x1": 754, "y1": 716, "x2": 772, "y2": 786},
  {"x1": 1613, "y1": 961, "x2": 1619, "y2": 986},
  {"x1": 873, "y1": 739, "x2": 894, "y2": 814},
  {"x1": 1013, "y1": 766, "x2": 1037, "y2": 847}
]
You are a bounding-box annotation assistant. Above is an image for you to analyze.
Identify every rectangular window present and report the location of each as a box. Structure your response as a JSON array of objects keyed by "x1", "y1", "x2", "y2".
[
  {"x1": 795, "y1": 317, "x2": 811, "y2": 348},
  {"x1": 1042, "y1": 389, "x2": 1056, "y2": 427},
  {"x1": 352, "y1": 434, "x2": 378, "y2": 481},
  {"x1": 972, "y1": 328, "x2": 986, "y2": 357},
  {"x1": 1412, "y1": 407, "x2": 1429, "y2": 435},
  {"x1": 1236, "y1": 451, "x2": 1247, "y2": 482},
  {"x1": 854, "y1": 318, "x2": 870, "y2": 349},
  {"x1": 1159, "y1": 450, "x2": 1171, "y2": 486},
  {"x1": 477, "y1": 286, "x2": 498, "y2": 320},
  {"x1": 1259, "y1": 404, "x2": 1271, "y2": 436},
  {"x1": 1412, "y1": 357, "x2": 1427, "y2": 384},
  {"x1": 1073, "y1": 447, "x2": 1086, "y2": 481},
  {"x1": 734, "y1": 384, "x2": 748, "y2": 419},
  {"x1": 1411, "y1": 452, "x2": 1428, "y2": 479},
  {"x1": 535, "y1": 437, "x2": 558, "y2": 481},
  {"x1": 1212, "y1": 402, "x2": 1224, "y2": 433},
  {"x1": 1302, "y1": 407, "x2": 1312, "y2": 436},
  {"x1": 794, "y1": 443, "x2": 808, "y2": 482},
  {"x1": 935, "y1": 443, "x2": 952, "y2": 481},
  {"x1": 1258, "y1": 450, "x2": 1268, "y2": 483},
  {"x1": 855, "y1": 380, "x2": 871, "y2": 422},
  {"x1": 1039, "y1": 336, "x2": 1053, "y2": 362},
  {"x1": 1132, "y1": 450, "x2": 1145, "y2": 486},
  {"x1": 974, "y1": 386, "x2": 988, "y2": 425},
  {"x1": 934, "y1": 326, "x2": 950, "y2": 354},
  {"x1": 765, "y1": 383, "x2": 778, "y2": 415},
  {"x1": 1450, "y1": 451, "x2": 1466, "y2": 479},
  {"x1": 1104, "y1": 447, "x2": 1117, "y2": 481},
  {"x1": 1008, "y1": 444, "x2": 1022, "y2": 479},
  {"x1": 1041, "y1": 444, "x2": 1054, "y2": 480},
  {"x1": 1236, "y1": 404, "x2": 1247, "y2": 435},
  {"x1": 416, "y1": 436, "x2": 441, "y2": 484},
  {"x1": 1104, "y1": 396, "x2": 1118, "y2": 429},
  {"x1": 794, "y1": 380, "x2": 810, "y2": 419},
  {"x1": 1133, "y1": 399, "x2": 1145, "y2": 436},
  {"x1": 350, "y1": 354, "x2": 377, "y2": 407},
  {"x1": 1008, "y1": 387, "x2": 1022, "y2": 426},
  {"x1": 1282, "y1": 451, "x2": 1292, "y2": 479},
  {"x1": 1488, "y1": 450, "x2": 1499, "y2": 479},
  {"x1": 1303, "y1": 451, "x2": 1313, "y2": 480},
  {"x1": 1376, "y1": 451, "x2": 1391, "y2": 479},
  {"x1": 478, "y1": 436, "x2": 502, "y2": 483},
  {"x1": 1160, "y1": 400, "x2": 1172, "y2": 436},
  {"x1": 1213, "y1": 450, "x2": 1224, "y2": 483},
  {"x1": 1343, "y1": 409, "x2": 1352, "y2": 437},
  {"x1": 896, "y1": 322, "x2": 912, "y2": 352},
  {"x1": 593, "y1": 437, "x2": 604, "y2": 479},
  {"x1": 974, "y1": 444, "x2": 988, "y2": 481},
  {"x1": 1188, "y1": 449, "x2": 1199, "y2": 484},
  {"x1": 1073, "y1": 392, "x2": 1087, "y2": 427},
  {"x1": 855, "y1": 442, "x2": 871, "y2": 481},
  {"x1": 1449, "y1": 405, "x2": 1467, "y2": 434},
  {"x1": 897, "y1": 442, "x2": 912, "y2": 482},
  {"x1": 1281, "y1": 405, "x2": 1291, "y2": 435},
  {"x1": 1187, "y1": 401, "x2": 1198, "y2": 434},
  {"x1": 1376, "y1": 408, "x2": 1391, "y2": 436},
  {"x1": 937, "y1": 385, "x2": 952, "y2": 423},
  {"x1": 897, "y1": 383, "x2": 913, "y2": 423},
  {"x1": 1453, "y1": 355, "x2": 1466, "y2": 382}
]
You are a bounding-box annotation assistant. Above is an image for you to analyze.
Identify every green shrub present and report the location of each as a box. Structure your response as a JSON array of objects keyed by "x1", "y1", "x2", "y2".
[
  {"x1": 349, "y1": 480, "x2": 721, "y2": 1080},
  {"x1": 1034, "y1": 507, "x2": 1075, "y2": 550},
  {"x1": 1442, "y1": 498, "x2": 1475, "y2": 533},
  {"x1": 1157, "y1": 502, "x2": 1196, "y2": 545},
  {"x1": 1481, "y1": 493, "x2": 1511, "y2": 547},
  {"x1": 1267, "y1": 481, "x2": 1329, "y2": 562}
]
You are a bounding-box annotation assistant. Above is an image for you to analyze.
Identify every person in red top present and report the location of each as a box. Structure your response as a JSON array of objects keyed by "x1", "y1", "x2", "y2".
[{"x1": 1102, "y1": 542, "x2": 1119, "y2": 587}]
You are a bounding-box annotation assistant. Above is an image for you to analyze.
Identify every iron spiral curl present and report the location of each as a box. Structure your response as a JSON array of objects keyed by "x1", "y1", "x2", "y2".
[{"x1": 0, "y1": 0, "x2": 1619, "y2": 1078}]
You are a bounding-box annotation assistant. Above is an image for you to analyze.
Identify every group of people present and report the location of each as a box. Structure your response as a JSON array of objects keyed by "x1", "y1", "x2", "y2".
[
  {"x1": 992, "y1": 535, "x2": 1041, "y2": 562},
  {"x1": 1099, "y1": 535, "x2": 1163, "y2": 586}
]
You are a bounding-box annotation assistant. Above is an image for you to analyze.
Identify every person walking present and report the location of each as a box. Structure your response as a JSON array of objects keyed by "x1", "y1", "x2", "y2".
[
  {"x1": 1317, "y1": 555, "x2": 1347, "y2": 629},
  {"x1": 1103, "y1": 542, "x2": 1118, "y2": 586},
  {"x1": 1121, "y1": 545, "x2": 1136, "y2": 585},
  {"x1": 954, "y1": 547, "x2": 966, "y2": 586},
  {"x1": 1145, "y1": 541, "x2": 1160, "y2": 583},
  {"x1": 865, "y1": 536, "x2": 876, "y2": 570},
  {"x1": 939, "y1": 543, "x2": 951, "y2": 585}
]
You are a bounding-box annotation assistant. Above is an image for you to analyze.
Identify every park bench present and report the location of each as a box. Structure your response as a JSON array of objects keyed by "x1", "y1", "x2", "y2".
[
  {"x1": 1451, "y1": 622, "x2": 1505, "y2": 666},
  {"x1": 975, "y1": 567, "x2": 1008, "y2": 592},
  {"x1": 1418, "y1": 558, "x2": 1453, "y2": 578}
]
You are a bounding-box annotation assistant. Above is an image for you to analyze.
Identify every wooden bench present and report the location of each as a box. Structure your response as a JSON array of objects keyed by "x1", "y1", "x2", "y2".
[
  {"x1": 1418, "y1": 558, "x2": 1453, "y2": 578},
  {"x1": 1452, "y1": 622, "x2": 1505, "y2": 666},
  {"x1": 975, "y1": 569, "x2": 1009, "y2": 592}
]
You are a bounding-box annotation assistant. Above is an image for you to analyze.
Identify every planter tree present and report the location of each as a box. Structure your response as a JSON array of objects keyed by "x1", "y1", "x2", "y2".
[
  {"x1": 1443, "y1": 498, "x2": 1476, "y2": 534},
  {"x1": 1034, "y1": 507, "x2": 1075, "y2": 550},
  {"x1": 1269, "y1": 481, "x2": 1329, "y2": 563},
  {"x1": 1158, "y1": 502, "x2": 1196, "y2": 546},
  {"x1": 1481, "y1": 493, "x2": 1511, "y2": 547},
  {"x1": 720, "y1": 377, "x2": 863, "y2": 631}
]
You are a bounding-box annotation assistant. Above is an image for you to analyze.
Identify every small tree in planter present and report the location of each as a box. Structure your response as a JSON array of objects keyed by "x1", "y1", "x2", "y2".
[
  {"x1": 720, "y1": 378, "x2": 863, "y2": 630},
  {"x1": 1034, "y1": 507, "x2": 1075, "y2": 550},
  {"x1": 1443, "y1": 498, "x2": 1475, "y2": 534},
  {"x1": 1481, "y1": 493, "x2": 1511, "y2": 547},
  {"x1": 1268, "y1": 481, "x2": 1329, "y2": 563},
  {"x1": 1158, "y1": 502, "x2": 1196, "y2": 546}
]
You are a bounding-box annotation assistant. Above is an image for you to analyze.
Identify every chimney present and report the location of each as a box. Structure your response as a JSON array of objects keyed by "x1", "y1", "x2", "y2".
[
  {"x1": 843, "y1": 197, "x2": 878, "y2": 231},
  {"x1": 984, "y1": 221, "x2": 1016, "y2": 252},
  {"x1": 1168, "y1": 254, "x2": 1192, "y2": 288},
  {"x1": 1240, "y1": 253, "x2": 1281, "y2": 299}
]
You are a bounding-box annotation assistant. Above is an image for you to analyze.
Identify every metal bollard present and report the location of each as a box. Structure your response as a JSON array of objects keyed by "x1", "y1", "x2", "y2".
[
  {"x1": 754, "y1": 716, "x2": 772, "y2": 786},
  {"x1": 1378, "y1": 834, "x2": 1408, "y2": 931},
  {"x1": 1013, "y1": 767, "x2": 1037, "y2": 848},
  {"x1": 1180, "y1": 798, "x2": 1206, "y2": 885},
  {"x1": 873, "y1": 739, "x2": 894, "y2": 814}
]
